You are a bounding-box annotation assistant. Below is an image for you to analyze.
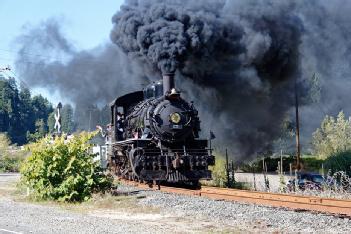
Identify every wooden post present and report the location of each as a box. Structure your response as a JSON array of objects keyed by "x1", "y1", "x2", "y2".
[
  {"x1": 225, "y1": 149, "x2": 229, "y2": 188},
  {"x1": 295, "y1": 80, "x2": 302, "y2": 171},
  {"x1": 231, "y1": 160, "x2": 235, "y2": 187},
  {"x1": 280, "y1": 150, "x2": 283, "y2": 175},
  {"x1": 253, "y1": 165, "x2": 257, "y2": 191}
]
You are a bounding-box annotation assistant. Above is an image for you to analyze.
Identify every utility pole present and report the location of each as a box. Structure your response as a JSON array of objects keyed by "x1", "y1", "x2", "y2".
[
  {"x1": 89, "y1": 109, "x2": 92, "y2": 132},
  {"x1": 295, "y1": 79, "x2": 302, "y2": 171},
  {"x1": 225, "y1": 149, "x2": 229, "y2": 187}
]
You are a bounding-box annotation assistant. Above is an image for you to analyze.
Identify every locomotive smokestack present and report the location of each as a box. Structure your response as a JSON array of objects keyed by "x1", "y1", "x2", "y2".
[{"x1": 163, "y1": 73, "x2": 175, "y2": 95}]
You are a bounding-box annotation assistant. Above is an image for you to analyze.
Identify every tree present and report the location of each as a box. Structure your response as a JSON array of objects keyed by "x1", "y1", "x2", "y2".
[
  {"x1": 0, "y1": 79, "x2": 54, "y2": 144},
  {"x1": 19, "y1": 87, "x2": 35, "y2": 133},
  {"x1": 0, "y1": 78, "x2": 25, "y2": 144},
  {"x1": 312, "y1": 111, "x2": 351, "y2": 159},
  {"x1": 31, "y1": 95, "x2": 53, "y2": 125},
  {"x1": 47, "y1": 112, "x2": 55, "y2": 133},
  {"x1": 27, "y1": 119, "x2": 47, "y2": 142},
  {"x1": 61, "y1": 104, "x2": 75, "y2": 133}
]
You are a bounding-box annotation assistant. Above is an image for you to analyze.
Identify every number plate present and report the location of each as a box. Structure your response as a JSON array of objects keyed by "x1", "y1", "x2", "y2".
[{"x1": 172, "y1": 124, "x2": 183, "y2": 129}]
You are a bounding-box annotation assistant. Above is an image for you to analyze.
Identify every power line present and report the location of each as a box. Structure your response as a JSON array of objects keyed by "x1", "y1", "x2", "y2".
[
  {"x1": 0, "y1": 48, "x2": 72, "y2": 61},
  {"x1": 0, "y1": 67, "x2": 37, "y2": 96}
]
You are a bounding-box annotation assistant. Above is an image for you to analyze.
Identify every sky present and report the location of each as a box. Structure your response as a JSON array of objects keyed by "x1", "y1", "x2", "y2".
[{"x1": 0, "y1": 0, "x2": 124, "y2": 98}]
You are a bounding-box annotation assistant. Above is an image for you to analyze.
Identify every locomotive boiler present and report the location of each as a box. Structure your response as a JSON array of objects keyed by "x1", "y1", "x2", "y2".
[{"x1": 106, "y1": 73, "x2": 215, "y2": 184}]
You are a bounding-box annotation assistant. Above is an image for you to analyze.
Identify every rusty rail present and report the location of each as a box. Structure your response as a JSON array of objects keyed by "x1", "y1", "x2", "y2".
[{"x1": 119, "y1": 179, "x2": 351, "y2": 217}]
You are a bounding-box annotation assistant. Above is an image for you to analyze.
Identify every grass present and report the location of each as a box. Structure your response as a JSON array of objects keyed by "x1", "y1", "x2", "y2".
[
  {"x1": 0, "y1": 150, "x2": 29, "y2": 172},
  {"x1": 0, "y1": 181, "x2": 18, "y2": 197},
  {"x1": 69, "y1": 193, "x2": 160, "y2": 214},
  {"x1": 8, "y1": 179, "x2": 161, "y2": 215}
]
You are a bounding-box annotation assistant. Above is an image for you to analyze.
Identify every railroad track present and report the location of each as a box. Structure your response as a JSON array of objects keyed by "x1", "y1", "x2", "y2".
[{"x1": 119, "y1": 179, "x2": 351, "y2": 217}]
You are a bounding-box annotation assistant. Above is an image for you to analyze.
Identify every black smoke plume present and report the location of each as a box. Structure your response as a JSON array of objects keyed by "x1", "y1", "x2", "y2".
[
  {"x1": 110, "y1": 0, "x2": 303, "y2": 158},
  {"x1": 15, "y1": 1, "x2": 351, "y2": 161}
]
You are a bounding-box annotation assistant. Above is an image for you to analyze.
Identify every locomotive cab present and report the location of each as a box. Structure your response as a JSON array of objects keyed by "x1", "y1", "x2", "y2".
[{"x1": 110, "y1": 90, "x2": 144, "y2": 141}]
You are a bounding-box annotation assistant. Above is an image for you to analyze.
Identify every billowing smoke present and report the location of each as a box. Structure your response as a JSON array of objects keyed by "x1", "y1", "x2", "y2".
[
  {"x1": 15, "y1": 19, "x2": 150, "y2": 129},
  {"x1": 15, "y1": 1, "x2": 351, "y2": 161},
  {"x1": 110, "y1": 0, "x2": 302, "y2": 158}
]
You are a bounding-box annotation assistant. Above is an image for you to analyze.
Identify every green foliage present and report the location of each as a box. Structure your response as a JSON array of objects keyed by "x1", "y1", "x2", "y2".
[
  {"x1": 0, "y1": 133, "x2": 27, "y2": 172},
  {"x1": 0, "y1": 154, "x2": 25, "y2": 172},
  {"x1": 208, "y1": 156, "x2": 227, "y2": 187},
  {"x1": 312, "y1": 111, "x2": 351, "y2": 159},
  {"x1": 324, "y1": 151, "x2": 351, "y2": 176},
  {"x1": 20, "y1": 131, "x2": 112, "y2": 202},
  {"x1": 26, "y1": 119, "x2": 47, "y2": 142},
  {"x1": 47, "y1": 104, "x2": 76, "y2": 134},
  {"x1": 0, "y1": 79, "x2": 53, "y2": 144},
  {"x1": 302, "y1": 156, "x2": 324, "y2": 172},
  {"x1": 240, "y1": 155, "x2": 323, "y2": 173},
  {"x1": 47, "y1": 112, "x2": 55, "y2": 133},
  {"x1": 0, "y1": 133, "x2": 10, "y2": 153},
  {"x1": 61, "y1": 104, "x2": 75, "y2": 133}
]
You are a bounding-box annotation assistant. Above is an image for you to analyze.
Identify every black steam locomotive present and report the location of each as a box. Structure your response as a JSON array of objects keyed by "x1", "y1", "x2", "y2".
[{"x1": 106, "y1": 73, "x2": 215, "y2": 184}]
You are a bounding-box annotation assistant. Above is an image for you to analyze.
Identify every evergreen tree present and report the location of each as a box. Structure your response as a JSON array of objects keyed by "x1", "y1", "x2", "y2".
[
  {"x1": 0, "y1": 79, "x2": 54, "y2": 144},
  {"x1": 31, "y1": 95, "x2": 53, "y2": 124},
  {"x1": 47, "y1": 112, "x2": 55, "y2": 133},
  {"x1": 61, "y1": 104, "x2": 75, "y2": 133},
  {"x1": 0, "y1": 78, "x2": 25, "y2": 144},
  {"x1": 19, "y1": 87, "x2": 35, "y2": 133}
]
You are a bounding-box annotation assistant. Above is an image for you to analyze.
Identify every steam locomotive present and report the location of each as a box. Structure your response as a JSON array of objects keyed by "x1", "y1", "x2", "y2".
[{"x1": 105, "y1": 73, "x2": 215, "y2": 184}]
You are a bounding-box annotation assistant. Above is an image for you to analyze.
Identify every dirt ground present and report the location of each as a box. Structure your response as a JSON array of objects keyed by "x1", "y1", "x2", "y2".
[{"x1": 0, "y1": 173, "x2": 242, "y2": 234}]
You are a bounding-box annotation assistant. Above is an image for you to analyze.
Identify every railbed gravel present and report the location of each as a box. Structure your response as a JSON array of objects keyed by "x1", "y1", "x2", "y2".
[
  {"x1": 0, "y1": 197, "x2": 166, "y2": 234},
  {"x1": 117, "y1": 185, "x2": 351, "y2": 233}
]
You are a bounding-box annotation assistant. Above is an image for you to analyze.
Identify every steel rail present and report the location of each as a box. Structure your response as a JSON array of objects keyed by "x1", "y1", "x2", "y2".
[{"x1": 119, "y1": 179, "x2": 351, "y2": 217}]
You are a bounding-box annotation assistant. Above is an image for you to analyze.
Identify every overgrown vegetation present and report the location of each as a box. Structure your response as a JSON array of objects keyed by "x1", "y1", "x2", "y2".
[
  {"x1": 206, "y1": 156, "x2": 227, "y2": 187},
  {"x1": 312, "y1": 111, "x2": 351, "y2": 159},
  {"x1": 202, "y1": 154, "x2": 250, "y2": 189},
  {"x1": 0, "y1": 77, "x2": 77, "y2": 144},
  {"x1": 239, "y1": 155, "x2": 324, "y2": 173},
  {"x1": 0, "y1": 133, "x2": 27, "y2": 172},
  {"x1": 324, "y1": 151, "x2": 351, "y2": 176},
  {"x1": 0, "y1": 77, "x2": 53, "y2": 144},
  {"x1": 20, "y1": 132, "x2": 112, "y2": 202}
]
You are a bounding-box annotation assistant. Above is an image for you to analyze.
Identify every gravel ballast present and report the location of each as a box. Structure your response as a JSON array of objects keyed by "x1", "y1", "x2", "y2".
[
  {"x1": 125, "y1": 185, "x2": 351, "y2": 233},
  {"x1": 1, "y1": 173, "x2": 351, "y2": 233}
]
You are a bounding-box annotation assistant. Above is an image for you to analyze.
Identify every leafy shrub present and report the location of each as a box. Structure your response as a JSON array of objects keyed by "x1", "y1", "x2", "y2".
[
  {"x1": 240, "y1": 155, "x2": 323, "y2": 173},
  {"x1": 20, "y1": 131, "x2": 112, "y2": 202},
  {"x1": 209, "y1": 156, "x2": 227, "y2": 187},
  {"x1": 201, "y1": 155, "x2": 228, "y2": 187},
  {"x1": 0, "y1": 133, "x2": 27, "y2": 172},
  {"x1": 0, "y1": 155, "x2": 23, "y2": 172},
  {"x1": 324, "y1": 151, "x2": 351, "y2": 176}
]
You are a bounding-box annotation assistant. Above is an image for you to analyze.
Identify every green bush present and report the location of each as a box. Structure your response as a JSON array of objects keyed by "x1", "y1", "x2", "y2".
[
  {"x1": 324, "y1": 151, "x2": 351, "y2": 176},
  {"x1": 20, "y1": 131, "x2": 112, "y2": 202},
  {"x1": 209, "y1": 157, "x2": 227, "y2": 187},
  {"x1": 0, "y1": 155, "x2": 23, "y2": 172},
  {"x1": 0, "y1": 133, "x2": 27, "y2": 172},
  {"x1": 240, "y1": 155, "x2": 323, "y2": 173}
]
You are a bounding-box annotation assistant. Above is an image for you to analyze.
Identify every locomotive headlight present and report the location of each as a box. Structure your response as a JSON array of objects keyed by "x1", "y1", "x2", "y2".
[{"x1": 170, "y1": 112, "x2": 181, "y2": 124}]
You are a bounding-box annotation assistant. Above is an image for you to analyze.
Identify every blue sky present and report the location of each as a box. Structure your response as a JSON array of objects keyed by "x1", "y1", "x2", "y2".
[{"x1": 0, "y1": 0, "x2": 123, "y2": 70}]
